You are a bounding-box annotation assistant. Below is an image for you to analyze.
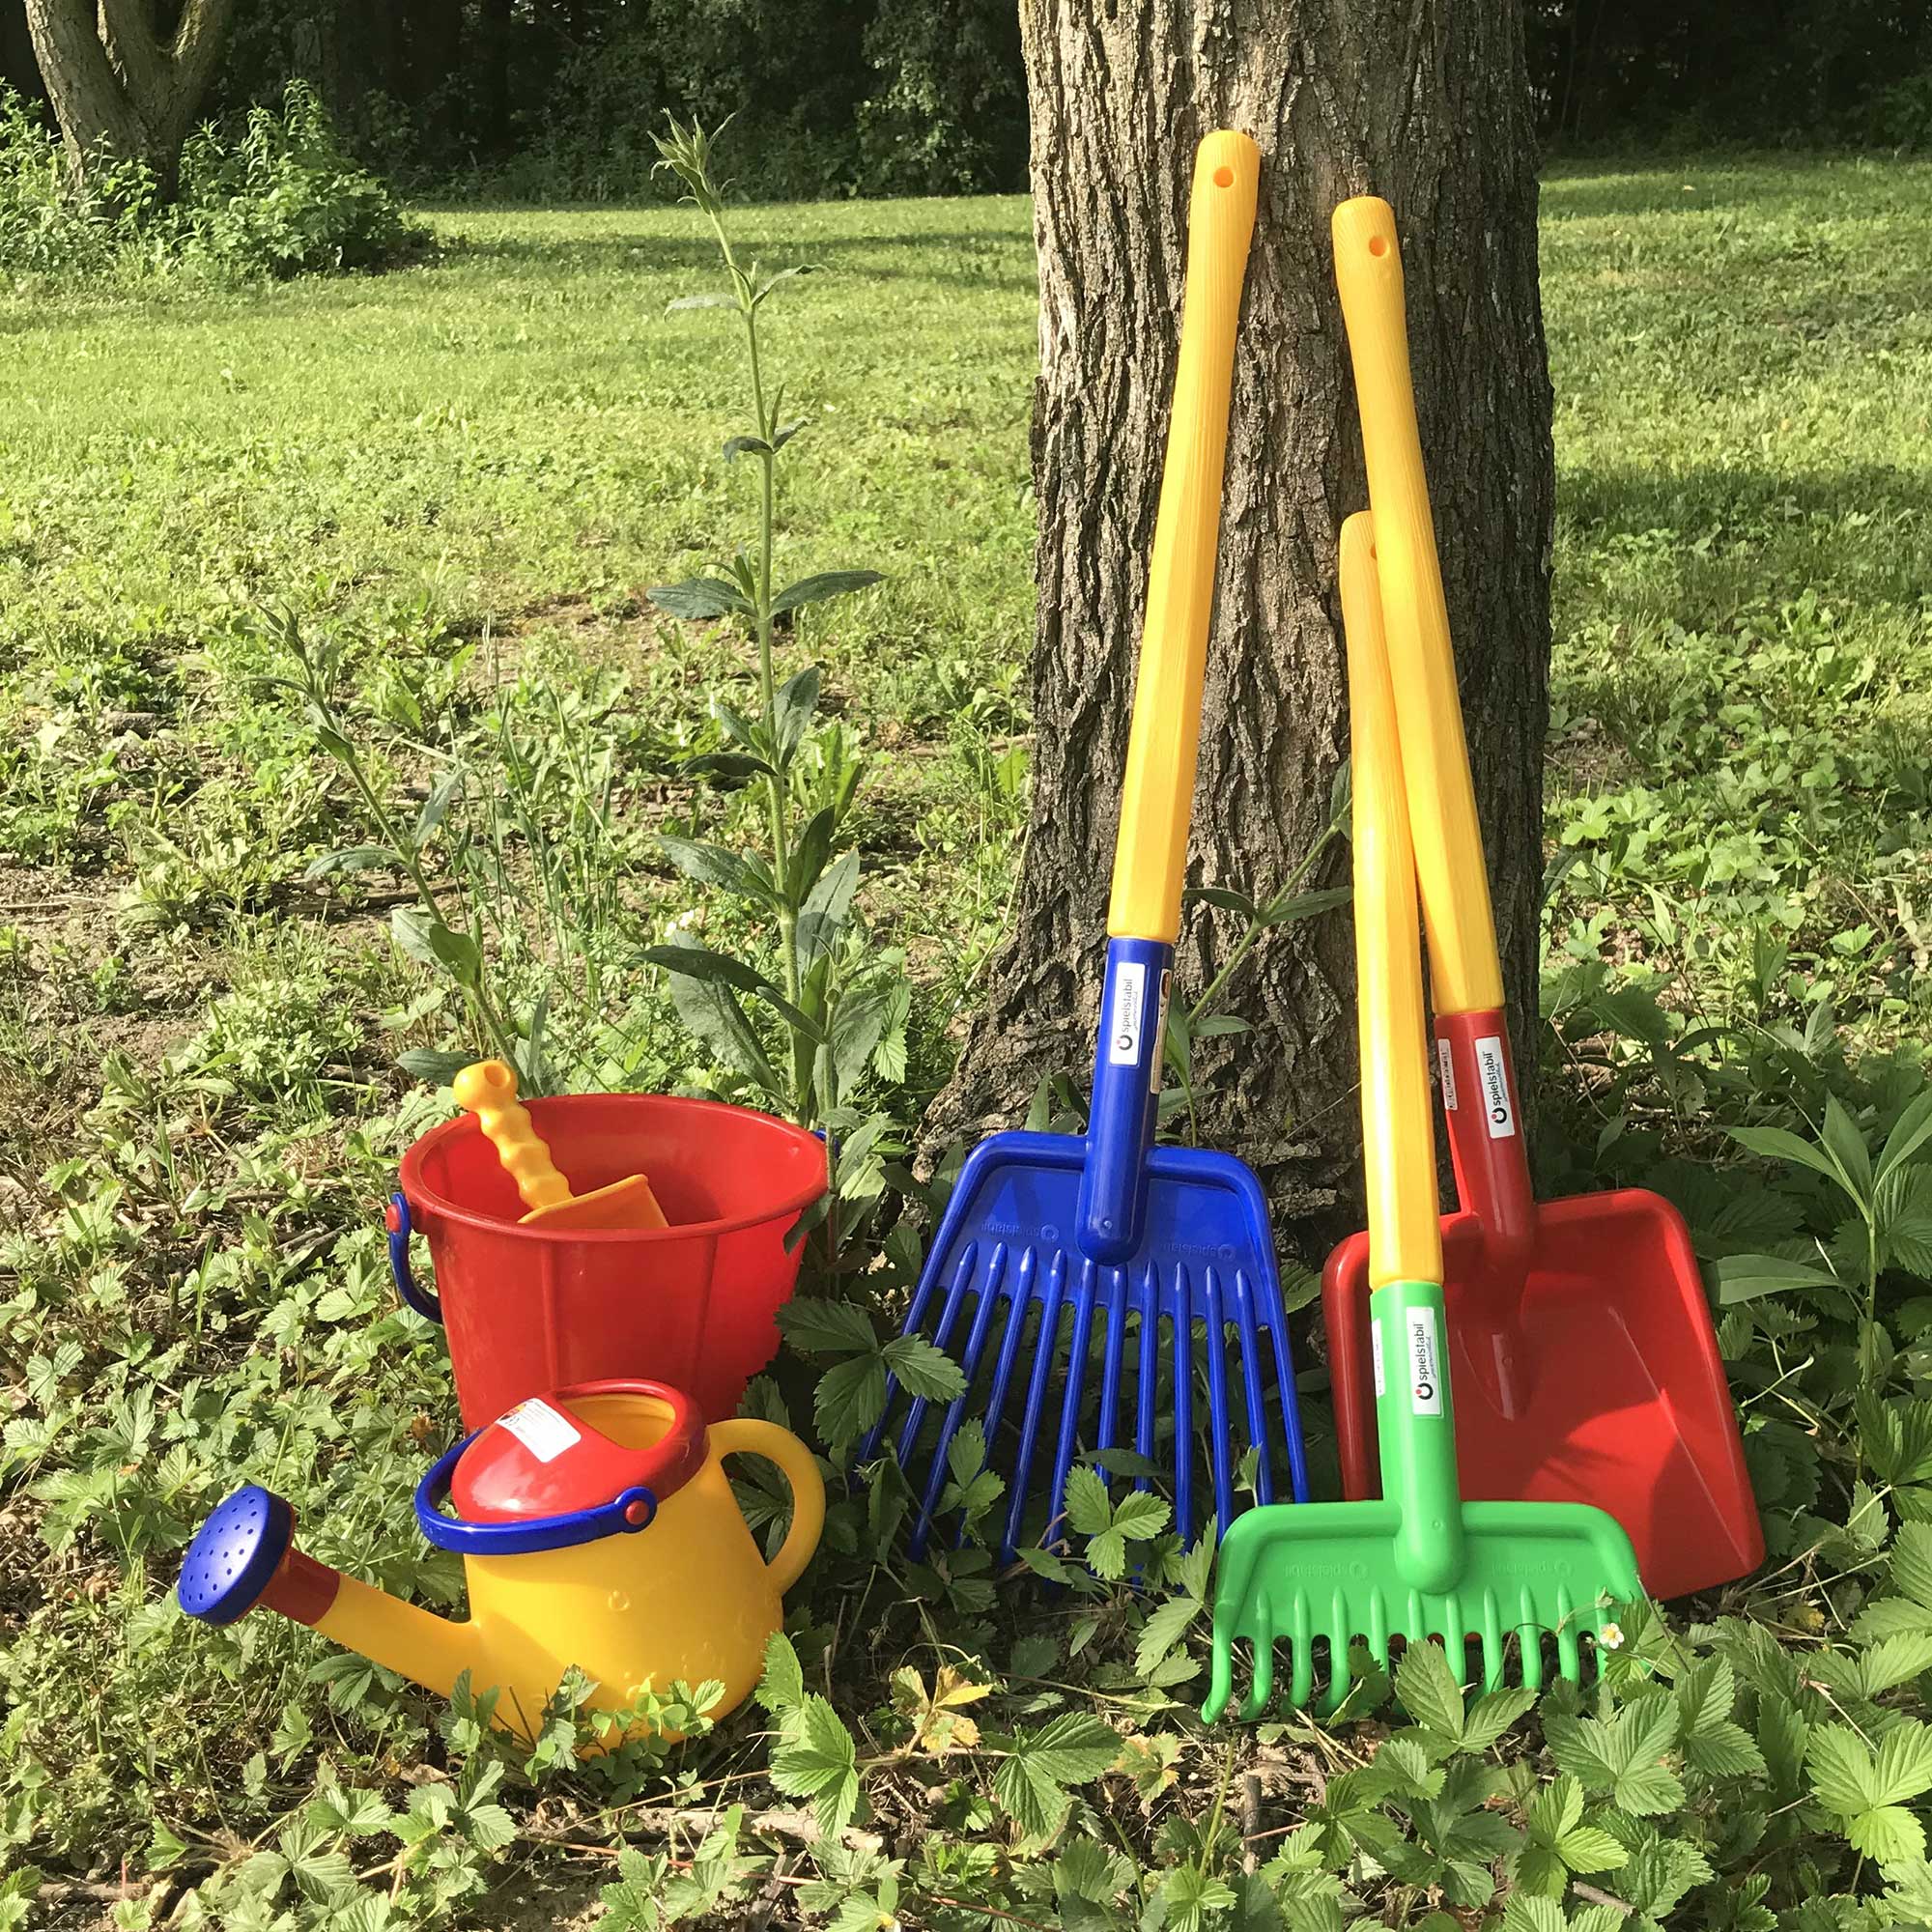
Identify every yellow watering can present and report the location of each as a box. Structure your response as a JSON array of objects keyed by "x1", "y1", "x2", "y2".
[{"x1": 177, "y1": 1379, "x2": 824, "y2": 1743}]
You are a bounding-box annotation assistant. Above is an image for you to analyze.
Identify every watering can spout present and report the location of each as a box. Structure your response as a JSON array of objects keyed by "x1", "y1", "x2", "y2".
[{"x1": 178, "y1": 1487, "x2": 485, "y2": 1705}]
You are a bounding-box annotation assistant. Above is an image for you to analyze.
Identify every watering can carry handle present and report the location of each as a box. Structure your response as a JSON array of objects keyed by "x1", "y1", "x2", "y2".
[
  {"x1": 710, "y1": 1418, "x2": 827, "y2": 1596},
  {"x1": 386, "y1": 1193, "x2": 443, "y2": 1324}
]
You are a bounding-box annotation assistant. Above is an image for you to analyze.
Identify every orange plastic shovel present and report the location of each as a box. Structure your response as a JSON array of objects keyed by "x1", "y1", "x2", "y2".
[{"x1": 451, "y1": 1061, "x2": 668, "y2": 1231}]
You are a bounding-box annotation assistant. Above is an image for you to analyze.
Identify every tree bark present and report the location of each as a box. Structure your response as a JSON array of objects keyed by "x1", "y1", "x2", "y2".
[
  {"x1": 23, "y1": 0, "x2": 236, "y2": 192},
  {"x1": 933, "y1": 0, "x2": 1553, "y2": 1254}
]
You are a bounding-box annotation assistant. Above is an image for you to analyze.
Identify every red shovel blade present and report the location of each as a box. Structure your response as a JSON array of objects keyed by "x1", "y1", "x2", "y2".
[{"x1": 1323, "y1": 1185, "x2": 1762, "y2": 1602}]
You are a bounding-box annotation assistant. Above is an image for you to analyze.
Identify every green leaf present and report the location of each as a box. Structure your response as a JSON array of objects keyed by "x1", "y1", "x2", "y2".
[
  {"x1": 772, "y1": 666, "x2": 821, "y2": 758},
  {"x1": 1134, "y1": 1594, "x2": 1202, "y2": 1676},
  {"x1": 303, "y1": 843, "x2": 394, "y2": 880},
  {"x1": 880, "y1": 1333, "x2": 967, "y2": 1402},
  {"x1": 1557, "y1": 1826, "x2": 1630, "y2": 1874},
  {"x1": 1020, "y1": 1711, "x2": 1121, "y2": 1782},
  {"x1": 1086, "y1": 1527, "x2": 1127, "y2": 1580},
  {"x1": 397, "y1": 1047, "x2": 481, "y2": 1086},
  {"x1": 663, "y1": 969, "x2": 779, "y2": 1093},
  {"x1": 1461, "y1": 1685, "x2": 1536, "y2": 1752},
  {"x1": 788, "y1": 808, "x2": 836, "y2": 907},
  {"x1": 1394, "y1": 1640, "x2": 1468, "y2": 1742},
  {"x1": 812, "y1": 1354, "x2": 887, "y2": 1448},
  {"x1": 1062, "y1": 1465, "x2": 1113, "y2": 1538},
  {"x1": 1880, "y1": 1091, "x2": 1932, "y2": 1182},
  {"x1": 1726, "y1": 1123, "x2": 1853, "y2": 1190},
  {"x1": 770, "y1": 570, "x2": 885, "y2": 617},
  {"x1": 780, "y1": 1298, "x2": 877, "y2": 1356},
  {"x1": 1823, "y1": 1094, "x2": 1876, "y2": 1204},
  {"x1": 799, "y1": 851, "x2": 860, "y2": 965},
  {"x1": 1499, "y1": 1897, "x2": 1565, "y2": 1932},
  {"x1": 1161, "y1": 1865, "x2": 1236, "y2": 1932},
  {"x1": 1712, "y1": 1251, "x2": 1840, "y2": 1302},
  {"x1": 755, "y1": 1632, "x2": 804, "y2": 1715},
  {"x1": 1257, "y1": 884, "x2": 1353, "y2": 928},
  {"x1": 769, "y1": 1694, "x2": 860, "y2": 1838},
  {"x1": 647, "y1": 574, "x2": 751, "y2": 618},
  {"x1": 657, "y1": 834, "x2": 778, "y2": 904},
  {"x1": 1109, "y1": 1491, "x2": 1172, "y2": 1543},
  {"x1": 721, "y1": 434, "x2": 772, "y2": 462},
  {"x1": 1545, "y1": 1699, "x2": 1684, "y2": 1814}
]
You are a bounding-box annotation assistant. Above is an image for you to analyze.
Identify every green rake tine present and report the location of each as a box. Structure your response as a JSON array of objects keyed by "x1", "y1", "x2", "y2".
[
  {"x1": 1555, "y1": 1595, "x2": 1583, "y2": 1685},
  {"x1": 1477, "y1": 1590, "x2": 1506, "y2": 1692},
  {"x1": 1310, "y1": 1589, "x2": 1343, "y2": 1717},
  {"x1": 1243, "y1": 1594, "x2": 1278, "y2": 1719},
  {"x1": 1516, "y1": 1589, "x2": 1546, "y2": 1693}
]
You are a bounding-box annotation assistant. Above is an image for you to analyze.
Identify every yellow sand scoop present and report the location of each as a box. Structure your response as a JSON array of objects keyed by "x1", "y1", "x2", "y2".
[{"x1": 451, "y1": 1060, "x2": 669, "y2": 1231}]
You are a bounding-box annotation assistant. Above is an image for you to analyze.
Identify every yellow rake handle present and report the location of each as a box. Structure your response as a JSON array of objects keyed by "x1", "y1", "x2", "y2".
[
  {"x1": 1331, "y1": 196, "x2": 1504, "y2": 1015},
  {"x1": 1107, "y1": 129, "x2": 1260, "y2": 944},
  {"x1": 1339, "y1": 514, "x2": 1442, "y2": 1288}
]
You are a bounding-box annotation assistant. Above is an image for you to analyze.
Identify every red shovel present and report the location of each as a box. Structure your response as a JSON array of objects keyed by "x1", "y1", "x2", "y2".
[{"x1": 1321, "y1": 196, "x2": 1761, "y2": 1602}]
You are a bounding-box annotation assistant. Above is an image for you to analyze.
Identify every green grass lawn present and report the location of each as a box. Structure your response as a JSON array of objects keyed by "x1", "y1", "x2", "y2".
[{"x1": 3, "y1": 155, "x2": 1932, "y2": 1926}]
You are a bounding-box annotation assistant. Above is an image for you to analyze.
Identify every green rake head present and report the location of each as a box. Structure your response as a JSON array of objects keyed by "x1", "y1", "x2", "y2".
[{"x1": 1200, "y1": 1281, "x2": 1643, "y2": 1721}]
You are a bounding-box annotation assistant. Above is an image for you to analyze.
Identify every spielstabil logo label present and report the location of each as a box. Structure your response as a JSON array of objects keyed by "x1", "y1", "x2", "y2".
[
  {"x1": 1107, "y1": 960, "x2": 1146, "y2": 1065},
  {"x1": 1474, "y1": 1034, "x2": 1516, "y2": 1140},
  {"x1": 1406, "y1": 1307, "x2": 1443, "y2": 1416}
]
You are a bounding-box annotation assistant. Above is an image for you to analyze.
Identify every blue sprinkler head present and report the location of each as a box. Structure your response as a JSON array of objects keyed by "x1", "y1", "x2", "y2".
[{"x1": 177, "y1": 1485, "x2": 295, "y2": 1626}]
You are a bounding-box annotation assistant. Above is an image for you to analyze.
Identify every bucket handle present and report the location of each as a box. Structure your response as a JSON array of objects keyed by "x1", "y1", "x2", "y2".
[
  {"x1": 385, "y1": 1193, "x2": 443, "y2": 1324},
  {"x1": 710, "y1": 1418, "x2": 826, "y2": 1596}
]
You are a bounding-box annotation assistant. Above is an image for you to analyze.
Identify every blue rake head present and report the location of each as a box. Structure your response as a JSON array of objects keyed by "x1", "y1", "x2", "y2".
[{"x1": 861, "y1": 1125, "x2": 1310, "y2": 1561}]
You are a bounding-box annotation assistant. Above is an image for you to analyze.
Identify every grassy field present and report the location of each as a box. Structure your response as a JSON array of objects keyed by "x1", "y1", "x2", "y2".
[{"x1": 3, "y1": 155, "x2": 1932, "y2": 1928}]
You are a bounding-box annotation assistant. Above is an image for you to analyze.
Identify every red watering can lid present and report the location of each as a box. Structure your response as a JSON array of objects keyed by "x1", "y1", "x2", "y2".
[{"x1": 445, "y1": 1378, "x2": 706, "y2": 1535}]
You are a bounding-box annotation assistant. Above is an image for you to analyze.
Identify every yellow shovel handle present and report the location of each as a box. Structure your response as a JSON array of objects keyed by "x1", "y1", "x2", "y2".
[
  {"x1": 708, "y1": 1418, "x2": 826, "y2": 1597},
  {"x1": 1107, "y1": 130, "x2": 1260, "y2": 943},
  {"x1": 451, "y1": 1060, "x2": 572, "y2": 1212},
  {"x1": 1331, "y1": 197, "x2": 1505, "y2": 1016},
  {"x1": 1340, "y1": 514, "x2": 1442, "y2": 1288}
]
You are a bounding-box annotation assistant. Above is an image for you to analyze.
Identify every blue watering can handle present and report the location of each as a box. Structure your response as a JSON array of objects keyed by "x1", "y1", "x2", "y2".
[
  {"x1": 413, "y1": 1433, "x2": 657, "y2": 1554},
  {"x1": 386, "y1": 1192, "x2": 443, "y2": 1324}
]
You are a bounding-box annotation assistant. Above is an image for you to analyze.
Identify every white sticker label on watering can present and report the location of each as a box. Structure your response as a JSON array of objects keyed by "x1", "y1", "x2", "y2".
[
  {"x1": 1406, "y1": 1309, "x2": 1443, "y2": 1416},
  {"x1": 1437, "y1": 1037, "x2": 1458, "y2": 1110},
  {"x1": 498, "y1": 1399, "x2": 582, "y2": 1463},
  {"x1": 1474, "y1": 1035, "x2": 1516, "y2": 1139},
  {"x1": 1108, "y1": 961, "x2": 1147, "y2": 1065}
]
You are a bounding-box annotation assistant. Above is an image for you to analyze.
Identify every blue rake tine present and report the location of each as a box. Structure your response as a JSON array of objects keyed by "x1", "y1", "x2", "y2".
[
  {"x1": 1173, "y1": 1266, "x2": 1196, "y2": 1546},
  {"x1": 1040, "y1": 1259, "x2": 1103, "y2": 1551},
  {"x1": 1134, "y1": 1264, "x2": 1159, "y2": 1489},
  {"x1": 1269, "y1": 1294, "x2": 1312, "y2": 1504},
  {"x1": 892, "y1": 1240, "x2": 997, "y2": 1468},
  {"x1": 1204, "y1": 1264, "x2": 1234, "y2": 1537},
  {"x1": 941, "y1": 1244, "x2": 1041, "y2": 1554},
  {"x1": 1095, "y1": 1270, "x2": 1130, "y2": 1459},
  {"x1": 907, "y1": 1245, "x2": 1022, "y2": 1551},
  {"x1": 1000, "y1": 1247, "x2": 1070, "y2": 1559},
  {"x1": 861, "y1": 1236, "x2": 976, "y2": 1464},
  {"x1": 1231, "y1": 1266, "x2": 1274, "y2": 1508}
]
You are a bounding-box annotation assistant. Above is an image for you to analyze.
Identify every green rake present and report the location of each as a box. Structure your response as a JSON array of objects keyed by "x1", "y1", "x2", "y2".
[{"x1": 1201, "y1": 513, "x2": 1641, "y2": 1722}]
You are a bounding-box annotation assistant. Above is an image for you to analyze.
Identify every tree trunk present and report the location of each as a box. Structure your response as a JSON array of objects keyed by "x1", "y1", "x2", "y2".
[
  {"x1": 23, "y1": 0, "x2": 236, "y2": 193},
  {"x1": 933, "y1": 0, "x2": 1553, "y2": 1256}
]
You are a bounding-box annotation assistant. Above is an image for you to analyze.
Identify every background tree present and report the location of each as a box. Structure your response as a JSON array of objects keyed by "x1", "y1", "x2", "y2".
[
  {"x1": 24, "y1": 0, "x2": 236, "y2": 190},
  {"x1": 930, "y1": 0, "x2": 1555, "y2": 1242}
]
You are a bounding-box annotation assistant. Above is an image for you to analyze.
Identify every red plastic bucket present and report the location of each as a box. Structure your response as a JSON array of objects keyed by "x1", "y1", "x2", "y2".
[{"x1": 388, "y1": 1094, "x2": 827, "y2": 1430}]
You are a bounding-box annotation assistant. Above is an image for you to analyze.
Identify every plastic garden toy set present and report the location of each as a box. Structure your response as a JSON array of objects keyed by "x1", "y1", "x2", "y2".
[
  {"x1": 178, "y1": 132, "x2": 1763, "y2": 1740},
  {"x1": 179, "y1": 1059, "x2": 831, "y2": 1741}
]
